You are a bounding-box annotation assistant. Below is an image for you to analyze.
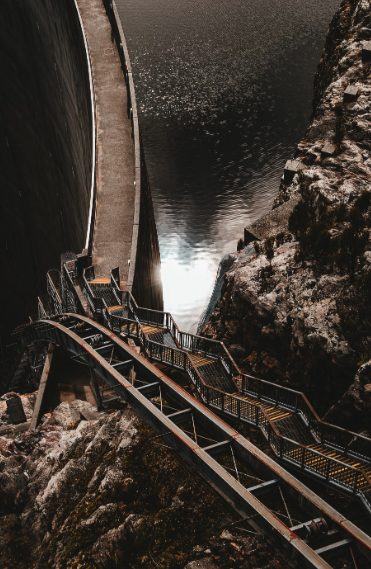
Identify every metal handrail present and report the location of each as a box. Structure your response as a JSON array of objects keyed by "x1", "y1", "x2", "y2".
[
  {"x1": 108, "y1": 264, "x2": 371, "y2": 461},
  {"x1": 109, "y1": 268, "x2": 238, "y2": 371},
  {"x1": 102, "y1": 298, "x2": 370, "y2": 495},
  {"x1": 203, "y1": 384, "x2": 370, "y2": 496},
  {"x1": 46, "y1": 270, "x2": 63, "y2": 314},
  {"x1": 58, "y1": 258, "x2": 371, "y2": 499},
  {"x1": 37, "y1": 297, "x2": 48, "y2": 320},
  {"x1": 61, "y1": 261, "x2": 84, "y2": 314},
  {"x1": 241, "y1": 374, "x2": 371, "y2": 461},
  {"x1": 102, "y1": 0, "x2": 142, "y2": 295},
  {"x1": 108, "y1": 308, "x2": 207, "y2": 390}
]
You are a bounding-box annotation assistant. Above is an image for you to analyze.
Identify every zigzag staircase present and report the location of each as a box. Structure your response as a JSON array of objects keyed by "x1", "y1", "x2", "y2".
[{"x1": 37, "y1": 257, "x2": 371, "y2": 516}]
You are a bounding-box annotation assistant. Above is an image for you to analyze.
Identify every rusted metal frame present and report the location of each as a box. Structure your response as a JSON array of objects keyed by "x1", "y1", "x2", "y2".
[
  {"x1": 23, "y1": 316, "x2": 371, "y2": 563},
  {"x1": 29, "y1": 343, "x2": 54, "y2": 431},
  {"x1": 27, "y1": 320, "x2": 370, "y2": 552},
  {"x1": 22, "y1": 321, "x2": 332, "y2": 568},
  {"x1": 114, "y1": 310, "x2": 207, "y2": 394},
  {"x1": 315, "y1": 539, "x2": 352, "y2": 560},
  {"x1": 47, "y1": 270, "x2": 63, "y2": 313},
  {"x1": 72, "y1": 264, "x2": 370, "y2": 464},
  {"x1": 61, "y1": 262, "x2": 82, "y2": 314},
  {"x1": 247, "y1": 479, "x2": 279, "y2": 498}
]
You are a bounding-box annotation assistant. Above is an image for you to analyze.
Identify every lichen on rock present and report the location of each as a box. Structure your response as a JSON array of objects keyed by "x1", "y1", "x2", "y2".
[{"x1": 0, "y1": 405, "x2": 286, "y2": 569}]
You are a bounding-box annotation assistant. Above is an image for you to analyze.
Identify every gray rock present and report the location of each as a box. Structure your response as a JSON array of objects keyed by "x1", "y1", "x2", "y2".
[
  {"x1": 184, "y1": 559, "x2": 218, "y2": 569},
  {"x1": 52, "y1": 402, "x2": 81, "y2": 430}
]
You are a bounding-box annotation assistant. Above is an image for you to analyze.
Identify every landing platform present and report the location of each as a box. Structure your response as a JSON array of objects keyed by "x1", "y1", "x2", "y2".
[{"x1": 77, "y1": 0, "x2": 135, "y2": 283}]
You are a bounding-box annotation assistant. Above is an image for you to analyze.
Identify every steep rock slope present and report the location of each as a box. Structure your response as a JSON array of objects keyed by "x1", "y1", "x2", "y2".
[
  {"x1": 0, "y1": 404, "x2": 285, "y2": 569},
  {"x1": 203, "y1": 0, "x2": 371, "y2": 427}
]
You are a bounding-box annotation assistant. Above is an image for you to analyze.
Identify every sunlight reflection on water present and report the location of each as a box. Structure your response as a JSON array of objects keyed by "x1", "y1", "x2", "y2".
[{"x1": 161, "y1": 252, "x2": 215, "y2": 332}]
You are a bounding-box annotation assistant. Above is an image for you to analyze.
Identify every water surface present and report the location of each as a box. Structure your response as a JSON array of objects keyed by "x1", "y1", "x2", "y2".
[{"x1": 116, "y1": 0, "x2": 339, "y2": 330}]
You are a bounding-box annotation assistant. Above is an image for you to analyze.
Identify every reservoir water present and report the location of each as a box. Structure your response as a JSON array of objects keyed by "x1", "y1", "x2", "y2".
[{"x1": 117, "y1": 0, "x2": 339, "y2": 331}]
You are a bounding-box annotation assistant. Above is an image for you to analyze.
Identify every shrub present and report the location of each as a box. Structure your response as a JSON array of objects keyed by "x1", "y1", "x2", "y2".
[
  {"x1": 288, "y1": 200, "x2": 309, "y2": 235},
  {"x1": 265, "y1": 237, "x2": 275, "y2": 265}
]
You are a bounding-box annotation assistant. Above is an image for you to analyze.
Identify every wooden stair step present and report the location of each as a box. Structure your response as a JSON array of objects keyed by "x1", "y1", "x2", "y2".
[
  {"x1": 89, "y1": 277, "x2": 111, "y2": 284},
  {"x1": 107, "y1": 305, "x2": 123, "y2": 313}
]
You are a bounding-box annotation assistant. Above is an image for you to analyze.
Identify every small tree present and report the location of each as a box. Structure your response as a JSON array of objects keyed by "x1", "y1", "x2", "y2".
[
  {"x1": 253, "y1": 241, "x2": 261, "y2": 256},
  {"x1": 265, "y1": 236, "x2": 275, "y2": 267},
  {"x1": 237, "y1": 238, "x2": 244, "y2": 252}
]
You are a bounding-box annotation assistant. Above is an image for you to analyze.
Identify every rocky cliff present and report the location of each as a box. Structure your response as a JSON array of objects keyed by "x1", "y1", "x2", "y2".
[
  {"x1": 0, "y1": 401, "x2": 284, "y2": 569},
  {"x1": 203, "y1": 0, "x2": 371, "y2": 430}
]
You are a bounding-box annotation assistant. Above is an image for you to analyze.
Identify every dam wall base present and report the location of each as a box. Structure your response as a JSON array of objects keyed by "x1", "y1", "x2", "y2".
[{"x1": 0, "y1": 0, "x2": 93, "y2": 340}]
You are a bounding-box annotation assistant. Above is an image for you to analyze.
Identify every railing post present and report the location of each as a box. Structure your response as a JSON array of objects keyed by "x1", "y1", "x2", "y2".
[
  {"x1": 301, "y1": 447, "x2": 306, "y2": 470},
  {"x1": 325, "y1": 459, "x2": 331, "y2": 481}
]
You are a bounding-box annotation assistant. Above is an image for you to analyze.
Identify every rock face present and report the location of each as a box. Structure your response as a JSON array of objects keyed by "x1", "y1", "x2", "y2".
[
  {"x1": 203, "y1": 0, "x2": 371, "y2": 424},
  {"x1": 0, "y1": 403, "x2": 285, "y2": 569},
  {"x1": 325, "y1": 359, "x2": 371, "y2": 430}
]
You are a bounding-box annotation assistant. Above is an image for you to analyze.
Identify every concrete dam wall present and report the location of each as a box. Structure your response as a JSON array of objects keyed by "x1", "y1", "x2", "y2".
[
  {"x1": 0, "y1": 0, "x2": 163, "y2": 343},
  {"x1": 0, "y1": 0, "x2": 93, "y2": 340}
]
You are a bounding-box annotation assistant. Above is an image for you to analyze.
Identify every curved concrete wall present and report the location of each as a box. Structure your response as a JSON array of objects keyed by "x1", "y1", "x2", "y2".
[
  {"x1": 0, "y1": 0, "x2": 93, "y2": 340},
  {"x1": 103, "y1": 0, "x2": 163, "y2": 311}
]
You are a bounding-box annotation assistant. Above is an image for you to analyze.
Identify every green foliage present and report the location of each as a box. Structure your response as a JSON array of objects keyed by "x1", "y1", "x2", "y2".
[{"x1": 275, "y1": 232, "x2": 286, "y2": 247}]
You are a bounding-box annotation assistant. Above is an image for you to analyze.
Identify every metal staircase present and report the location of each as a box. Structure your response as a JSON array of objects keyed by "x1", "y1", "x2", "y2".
[
  {"x1": 15, "y1": 313, "x2": 371, "y2": 568},
  {"x1": 36, "y1": 256, "x2": 371, "y2": 516}
]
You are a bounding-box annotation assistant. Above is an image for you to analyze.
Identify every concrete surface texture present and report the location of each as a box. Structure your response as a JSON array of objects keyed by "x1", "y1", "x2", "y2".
[{"x1": 77, "y1": 0, "x2": 135, "y2": 283}]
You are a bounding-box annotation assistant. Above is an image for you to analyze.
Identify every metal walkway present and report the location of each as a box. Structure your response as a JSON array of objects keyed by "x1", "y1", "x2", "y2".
[
  {"x1": 36, "y1": 258, "x2": 371, "y2": 518},
  {"x1": 15, "y1": 313, "x2": 371, "y2": 568},
  {"x1": 81, "y1": 263, "x2": 371, "y2": 513}
]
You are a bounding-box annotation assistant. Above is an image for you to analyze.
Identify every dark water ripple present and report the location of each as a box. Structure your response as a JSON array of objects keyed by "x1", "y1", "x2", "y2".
[{"x1": 116, "y1": 0, "x2": 339, "y2": 331}]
